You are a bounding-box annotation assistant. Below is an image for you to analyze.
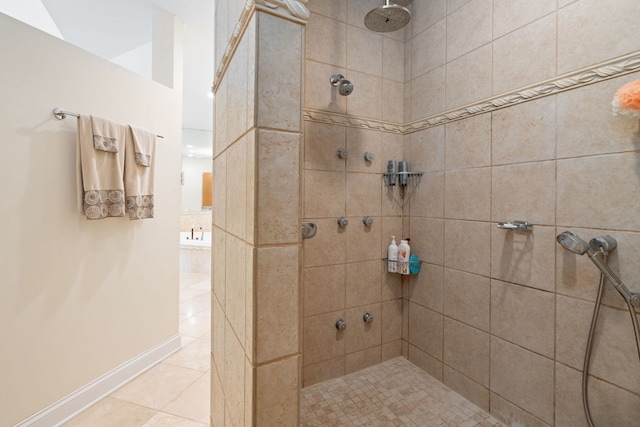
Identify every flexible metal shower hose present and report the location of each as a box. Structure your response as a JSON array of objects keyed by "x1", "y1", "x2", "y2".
[{"x1": 582, "y1": 253, "x2": 640, "y2": 427}]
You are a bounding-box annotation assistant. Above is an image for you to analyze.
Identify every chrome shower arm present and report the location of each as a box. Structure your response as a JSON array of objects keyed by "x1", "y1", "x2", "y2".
[{"x1": 586, "y1": 249, "x2": 640, "y2": 307}]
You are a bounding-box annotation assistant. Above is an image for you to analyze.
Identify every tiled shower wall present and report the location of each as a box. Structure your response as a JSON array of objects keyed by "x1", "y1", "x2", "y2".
[
  {"x1": 212, "y1": 2, "x2": 302, "y2": 425},
  {"x1": 302, "y1": 0, "x2": 408, "y2": 386},
  {"x1": 403, "y1": 1, "x2": 640, "y2": 426},
  {"x1": 303, "y1": 0, "x2": 640, "y2": 426}
]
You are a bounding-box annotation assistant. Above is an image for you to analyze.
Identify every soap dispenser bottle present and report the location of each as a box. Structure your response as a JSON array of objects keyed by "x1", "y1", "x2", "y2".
[
  {"x1": 398, "y1": 238, "x2": 411, "y2": 275},
  {"x1": 387, "y1": 236, "x2": 398, "y2": 273}
]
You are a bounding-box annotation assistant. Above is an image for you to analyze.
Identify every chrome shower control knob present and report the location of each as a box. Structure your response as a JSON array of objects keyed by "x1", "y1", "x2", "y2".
[
  {"x1": 330, "y1": 74, "x2": 345, "y2": 86},
  {"x1": 363, "y1": 216, "x2": 373, "y2": 227},
  {"x1": 335, "y1": 319, "x2": 347, "y2": 331},
  {"x1": 337, "y1": 216, "x2": 349, "y2": 228},
  {"x1": 363, "y1": 312, "x2": 373, "y2": 324},
  {"x1": 337, "y1": 148, "x2": 348, "y2": 159},
  {"x1": 364, "y1": 151, "x2": 374, "y2": 161}
]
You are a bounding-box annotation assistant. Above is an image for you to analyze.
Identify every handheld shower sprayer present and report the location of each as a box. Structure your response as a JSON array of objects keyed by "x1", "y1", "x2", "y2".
[{"x1": 556, "y1": 231, "x2": 640, "y2": 307}]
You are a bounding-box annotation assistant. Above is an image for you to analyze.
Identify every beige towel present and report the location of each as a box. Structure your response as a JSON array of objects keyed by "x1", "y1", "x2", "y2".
[
  {"x1": 77, "y1": 115, "x2": 126, "y2": 219},
  {"x1": 125, "y1": 126, "x2": 156, "y2": 220}
]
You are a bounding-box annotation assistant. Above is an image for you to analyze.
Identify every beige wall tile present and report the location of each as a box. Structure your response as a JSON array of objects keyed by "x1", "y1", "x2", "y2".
[
  {"x1": 408, "y1": 263, "x2": 444, "y2": 313},
  {"x1": 224, "y1": 323, "x2": 246, "y2": 427},
  {"x1": 244, "y1": 246, "x2": 254, "y2": 357},
  {"x1": 303, "y1": 356, "x2": 345, "y2": 387},
  {"x1": 346, "y1": 172, "x2": 381, "y2": 217},
  {"x1": 345, "y1": 71, "x2": 383, "y2": 120},
  {"x1": 346, "y1": 127, "x2": 382, "y2": 173},
  {"x1": 446, "y1": 0, "x2": 492, "y2": 61},
  {"x1": 491, "y1": 225, "x2": 556, "y2": 292},
  {"x1": 383, "y1": 37, "x2": 404, "y2": 83},
  {"x1": 445, "y1": 45, "x2": 492, "y2": 109},
  {"x1": 346, "y1": 346, "x2": 382, "y2": 374},
  {"x1": 490, "y1": 392, "x2": 550, "y2": 427},
  {"x1": 305, "y1": 60, "x2": 346, "y2": 113},
  {"x1": 346, "y1": 260, "x2": 382, "y2": 308},
  {"x1": 381, "y1": 340, "x2": 402, "y2": 361},
  {"x1": 225, "y1": 136, "x2": 248, "y2": 239},
  {"x1": 557, "y1": 72, "x2": 640, "y2": 159},
  {"x1": 211, "y1": 368, "x2": 225, "y2": 427},
  {"x1": 302, "y1": 218, "x2": 346, "y2": 268},
  {"x1": 443, "y1": 268, "x2": 490, "y2": 332},
  {"x1": 558, "y1": 0, "x2": 640, "y2": 74},
  {"x1": 347, "y1": 25, "x2": 382, "y2": 77},
  {"x1": 257, "y1": 14, "x2": 302, "y2": 131},
  {"x1": 444, "y1": 167, "x2": 491, "y2": 221},
  {"x1": 555, "y1": 294, "x2": 592, "y2": 370},
  {"x1": 304, "y1": 170, "x2": 345, "y2": 218},
  {"x1": 409, "y1": 217, "x2": 445, "y2": 266},
  {"x1": 304, "y1": 121, "x2": 346, "y2": 172},
  {"x1": 306, "y1": 13, "x2": 346, "y2": 67},
  {"x1": 410, "y1": 126, "x2": 445, "y2": 172},
  {"x1": 303, "y1": 310, "x2": 346, "y2": 366},
  {"x1": 447, "y1": 0, "x2": 473, "y2": 14},
  {"x1": 445, "y1": 113, "x2": 491, "y2": 169},
  {"x1": 212, "y1": 229, "x2": 226, "y2": 305},
  {"x1": 411, "y1": 66, "x2": 446, "y2": 120},
  {"x1": 214, "y1": 0, "x2": 229, "y2": 73},
  {"x1": 492, "y1": 96, "x2": 557, "y2": 165},
  {"x1": 412, "y1": 0, "x2": 447, "y2": 38},
  {"x1": 213, "y1": 154, "x2": 226, "y2": 229},
  {"x1": 490, "y1": 337, "x2": 554, "y2": 424},
  {"x1": 225, "y1": 31, "x2": 250, "y2": 145},
  {"x1": 443, "y1": 318, "x2": 490, "y2": 386},
  {"x1": 408, "y1": 302, "x2": 443, "y2": 359},
  {"x1": 444, "y1": 220, "x2": 491, "y2": 276},
  {"x1": 345, "y1": 217, "x2": 382, "y2": 262},
  {"x1": 307, "y1": 0, "x2": 347, "y2": 21},
  {"x1": 493, "y1": 0, "x2": 556, "y2": 39},
  {"x1": 382, "y1": 79, "x2": 404, "y2": 124},
  {"x1": 555, "y1": 362, "x2": 640, "y2": 427},
  {"x1": 492, "y1": 161, "x2": 556, "y2": 226},
  {"x1": 444, "y1": 366, "x2": 489, "y2": 411},
  {"x1": 407, "y1": 344, "x2": 443, "y2": 381},
  {"x1": 381, "y1": 299, "x2": 403, "y2": 343},
  {"x1": 410, "y1": 171, "x2": 445, "y2": 219},
  {"x1": 557, "y1": 153, "x2": 640, "y2": 230},
  {"x1": 491, "y1": 280, "x2": 555, "y2": 358},
  {"x1": 346, "y1": 303, "x2": 382, "y2": 353},
  {"x1": 212, "y1": 299, "x2": 226, "y2": 382},
  {"x1": 492, "y1": 14, "x2": 556, "y2": 95},
  {"x1": 257, "y1": 130, "x2": 300, "y2": 245},
  {"x1": 255, "y1": 246, "x2": 299, "y2": 363},
  {"x1": 411, "y1": 19, "x2": 446, "y2": 79},
  {"x1": 256, "y1": 356, "x2": 299, "y2": 426},
  {"x1": 304, "y1": 264, "x2": 345, "y2": 317},
  {"x1": 225, "y1": 236, "x2": 246, "y2": 346}
]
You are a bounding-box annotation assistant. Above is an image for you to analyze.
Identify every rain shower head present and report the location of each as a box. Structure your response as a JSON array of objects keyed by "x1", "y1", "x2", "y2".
[
  {"x1": 556, "y1": 231, "x2": 590, "y2": 255},
  {"x1": 364, "y1": 0, "x2": 411, "y2": 33}
]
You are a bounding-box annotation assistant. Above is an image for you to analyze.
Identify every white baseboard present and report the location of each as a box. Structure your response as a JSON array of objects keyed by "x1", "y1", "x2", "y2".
[{"x1": 15, "y1": 334, "x2": 182, "y2": 427}]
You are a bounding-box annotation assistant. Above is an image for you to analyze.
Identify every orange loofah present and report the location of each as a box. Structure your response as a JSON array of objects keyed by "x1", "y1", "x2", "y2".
[{"x1": 612, "y1": 80, "x2": 640, "y2": 117}]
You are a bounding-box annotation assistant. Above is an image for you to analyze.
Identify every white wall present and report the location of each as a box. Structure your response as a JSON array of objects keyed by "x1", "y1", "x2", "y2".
[
  {"x1": 0, "y1": 13, "x2": 182, "y2": 426},
  {"x1": 181, "y1": 156, "x2": 212, "y2": 212}
]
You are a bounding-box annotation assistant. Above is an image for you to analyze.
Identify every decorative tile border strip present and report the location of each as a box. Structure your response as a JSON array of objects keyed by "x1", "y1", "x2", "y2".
[
  {"x1": 303, "y1": 51, "x2": 640, "y2": 135},
  {"x1": 213, "y1": 0, "x2": 309, "y2": 93},
  {"x1": 302, "y1": 109, "x2": 404, "y2": 134}
]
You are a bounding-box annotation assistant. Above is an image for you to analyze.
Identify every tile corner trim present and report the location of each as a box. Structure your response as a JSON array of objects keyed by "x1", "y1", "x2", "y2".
[{"x1": 213, "y1": 0, "x2": 309, "y2": 93}]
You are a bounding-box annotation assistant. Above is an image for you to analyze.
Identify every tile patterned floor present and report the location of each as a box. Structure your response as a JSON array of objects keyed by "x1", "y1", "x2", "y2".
[
  {"x1": 63, "y1": 272, "x2": 211, "y2": 427},
  {"x1": 300, "y1": 357, "x2": 506, "y2": 427}
]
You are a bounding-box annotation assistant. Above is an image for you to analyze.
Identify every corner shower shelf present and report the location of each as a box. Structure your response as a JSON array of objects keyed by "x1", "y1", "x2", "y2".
[
  {"x1": 383, "y1": 258, "x2": 423, "y2": 275},
  {"x1": 383, "y1": 172, "x2": 424, "y2": 188}
]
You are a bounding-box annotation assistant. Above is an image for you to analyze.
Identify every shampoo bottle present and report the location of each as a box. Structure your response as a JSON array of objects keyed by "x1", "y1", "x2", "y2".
[
  {"x1": 398, "y1": 239, "x2": 411, "y2": 275},
  {"x1": 387, "y1": 236, "x2": 398, "y2": 273}
]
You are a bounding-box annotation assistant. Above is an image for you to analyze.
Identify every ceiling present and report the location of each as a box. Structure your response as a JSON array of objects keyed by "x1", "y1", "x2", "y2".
[{"x1": 1, "y1": 0, "x2": 214, "y2": 157}]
